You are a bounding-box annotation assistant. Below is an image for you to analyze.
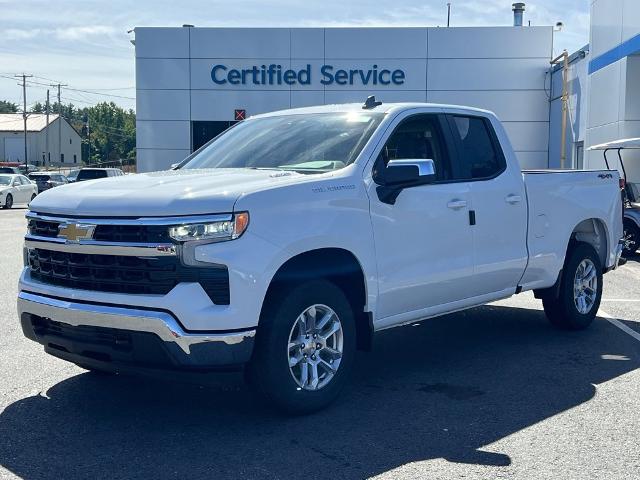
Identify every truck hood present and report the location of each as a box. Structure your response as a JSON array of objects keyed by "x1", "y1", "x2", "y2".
[{"x1": 29, "y1": 168, "x2": 305, "y2": 217}]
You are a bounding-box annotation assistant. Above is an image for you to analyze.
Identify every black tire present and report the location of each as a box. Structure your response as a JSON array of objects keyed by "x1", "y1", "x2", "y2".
[
  {"x1": 623, "y1": 219, "x2": 640, "y2": 255},
  {"x1": 2, "y1": 194, "x2": 12, "y2": 209},
  {"x1": 247, "y1": 279, "x2": 356, "y2": 414},
  {"x1": 542, "y1": 242, "x2": 603, "y2": 330}
]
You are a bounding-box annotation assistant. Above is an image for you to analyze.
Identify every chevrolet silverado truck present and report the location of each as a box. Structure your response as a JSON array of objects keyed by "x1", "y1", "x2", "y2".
[{"x1": 18, "y1": 99, "x2": 624, "y2": 413}]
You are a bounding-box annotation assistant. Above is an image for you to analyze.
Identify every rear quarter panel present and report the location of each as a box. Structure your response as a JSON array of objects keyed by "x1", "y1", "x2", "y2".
[{"x1": 520, "y1": 170, "x2": 622, "y2": 290}]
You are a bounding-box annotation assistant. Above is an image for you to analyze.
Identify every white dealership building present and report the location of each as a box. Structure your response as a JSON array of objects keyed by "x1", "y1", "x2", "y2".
[
  {"x1": 549, "y1": 0, "x2": 640, "y2": 181},
  {"x1": 134, "y1": 21, "x2": 554, "y2": 172}
]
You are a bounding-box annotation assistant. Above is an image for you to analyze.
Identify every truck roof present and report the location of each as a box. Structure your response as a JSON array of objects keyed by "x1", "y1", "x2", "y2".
[{"x1": 251, "y1": 102, "x2": 494, "y2": 119}]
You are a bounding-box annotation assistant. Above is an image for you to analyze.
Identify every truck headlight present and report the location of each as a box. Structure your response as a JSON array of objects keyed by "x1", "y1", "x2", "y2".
[{"x1": 168, "y1": 212, "x2": 249, "y2": 242}]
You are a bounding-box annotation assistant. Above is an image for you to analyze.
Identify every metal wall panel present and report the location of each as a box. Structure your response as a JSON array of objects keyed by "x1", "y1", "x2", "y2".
[
  {"x1": 427, "y1": 58, "x2": 547, "y2": 91},
  {"x1": 516, "y1": 151, "x2": 549, "y2": 170},
  {"x1": 324, "y1": 90, "x2": 426, "y2": 104},
  {"x1": 590, "y1": 0, "x2": 625, "y2": 58},
  {"x1": 324, "y1": 28, "x2": 427, "y2": 59},
  {"x1": 136, "y1": 58, "x2": 190, "y2": 90},
  {"x1": 290, "y1": 90, "x2": 325, "y2": 108},
  {"x1": 190, "y1": 90, "x2": 290, "y2": 121},
  {"x1": 137, "y1": 90, "x2": 191, "y2": 121},
  {"x1": 136, "y1": 120, "x2": 191, "y2": 150},
  {"x1": 502, "y1": 121, "x2": 550, "y2": 153},
  {"x1": 427, "y1": 90, "x2": 550, "y2": 122},
  {"x1": 189, "y1": 28, "x2": 291, "y2": 59},
  {"x1": 587, "y1": 61, "x2": 623, "y2": 128},
  {"x1": 428, "y1": 26, "x2": 551, "y2": 59},
  {"x1": 135, "y1": 28, "x2": 190, "y2": 59},
  {"x1": 291, "y1": 29, "x2": 324, "y2": 59},
  {"x1": 137, "y1": 148, "x2": 191, "y2": 173}
]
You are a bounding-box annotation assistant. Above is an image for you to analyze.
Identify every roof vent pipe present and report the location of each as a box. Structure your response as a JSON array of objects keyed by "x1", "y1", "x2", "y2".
[{"x1": 512, "y1": 3, "x2": 525, "y2": 27}]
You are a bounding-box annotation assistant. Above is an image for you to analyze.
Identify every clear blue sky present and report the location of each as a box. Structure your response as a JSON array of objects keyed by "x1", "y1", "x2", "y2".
[{"x1": 0, "y1": 0, "x2": 590, "y2": 111}]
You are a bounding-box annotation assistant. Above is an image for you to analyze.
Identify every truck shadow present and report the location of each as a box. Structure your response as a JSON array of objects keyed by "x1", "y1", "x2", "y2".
[{"x1": 0, "y1": 305, "x2": 638, "y2": 479}]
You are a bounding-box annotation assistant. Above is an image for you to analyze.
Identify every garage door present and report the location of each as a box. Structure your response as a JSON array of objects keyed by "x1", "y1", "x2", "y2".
[{"x1": 4, "y1": 137, "x2": 27, "y2": 162}]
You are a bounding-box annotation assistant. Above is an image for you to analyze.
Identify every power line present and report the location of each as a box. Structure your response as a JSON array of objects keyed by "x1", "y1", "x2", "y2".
[
  {"x1": 1, "y1": 74, "x2": 136, "y2": 101},
  {"x1": 64, "y1": 87, "x2": 135, "y2": 100}
]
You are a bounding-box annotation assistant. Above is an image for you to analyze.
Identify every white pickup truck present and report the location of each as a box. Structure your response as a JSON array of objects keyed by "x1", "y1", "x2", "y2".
[{"x1": 18, "y1": 100, "x2": 624, "y2": 413}]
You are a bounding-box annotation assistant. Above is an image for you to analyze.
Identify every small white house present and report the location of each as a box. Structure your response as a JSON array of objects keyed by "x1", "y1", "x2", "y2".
[{"x1": 0, "y1": 113, "x2": 82, "y2": 167}]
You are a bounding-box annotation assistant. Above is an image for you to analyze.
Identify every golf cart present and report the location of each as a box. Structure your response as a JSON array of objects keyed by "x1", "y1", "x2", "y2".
[{"x1": 588, "y1": 138, "x2": 640, "y2": 255}]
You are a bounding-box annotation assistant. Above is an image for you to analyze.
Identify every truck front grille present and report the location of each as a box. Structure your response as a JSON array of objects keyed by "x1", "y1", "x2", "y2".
[
  {"x1": 27, "y1": 249, "x2": 230, "y2": 304},
  {"x1": 28, "y1": 219, "x2": 172, "y2": 243}
]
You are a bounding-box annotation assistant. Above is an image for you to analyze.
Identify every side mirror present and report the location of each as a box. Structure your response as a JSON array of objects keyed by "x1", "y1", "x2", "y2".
[
  {"x1": 384, "y1": 159, "x2": 436, "y2": 185},
  {"x1": 376, "y1": 159, "x2": 437, "y2": 205}
]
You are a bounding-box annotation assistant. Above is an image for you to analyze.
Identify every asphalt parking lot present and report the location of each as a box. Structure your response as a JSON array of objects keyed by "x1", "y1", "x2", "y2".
[{"x1": 1, "y1": 206, "x2": 639, "y2": 480}]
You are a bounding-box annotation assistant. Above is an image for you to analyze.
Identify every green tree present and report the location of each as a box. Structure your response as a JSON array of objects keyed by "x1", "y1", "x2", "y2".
[
  {"x1": 0, "y1": 100, "x2": 18, "y2": 113},
  {"x1": 31, "y1": 102, "x2": 45, "y2": 113}
]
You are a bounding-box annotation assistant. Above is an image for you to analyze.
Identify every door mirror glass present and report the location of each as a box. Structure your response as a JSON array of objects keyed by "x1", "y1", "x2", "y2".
[{"x1": 384, "y1": 159, "x2": 436, "y2": 186}]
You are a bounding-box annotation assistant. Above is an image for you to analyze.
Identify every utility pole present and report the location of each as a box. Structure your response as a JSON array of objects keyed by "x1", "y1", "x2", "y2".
[
  {"x1": 50, "y1": 83, "x2": 67, "y2": 166},
  {"x1": 15, "y1": 74, "x2": 32, "y2": 171},
  {"x1": 45, "y1": 89, "x2": 50, "y2": 167},
  {"x1": 447, "y1": 3, "x2": 451, "y2": 27}
]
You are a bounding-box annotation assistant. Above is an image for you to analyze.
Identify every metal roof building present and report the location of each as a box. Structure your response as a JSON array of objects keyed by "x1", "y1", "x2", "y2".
[{"x1": 0, "y1": 114, "x2": 81, "y2": 166}]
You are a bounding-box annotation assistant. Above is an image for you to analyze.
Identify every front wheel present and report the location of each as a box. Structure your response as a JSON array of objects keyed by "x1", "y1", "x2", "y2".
[
  {"x1": 542, "y1": 242, "x2": 603, "y2": 330},
  {"x1": 247, "y1": 280, "x2": 356, "y2": 414},
  {"x1": 623, "y1": 219, "x2": 640, "y2": 255},
  {"x1": 2, "y1": 194, "x2": 12, "y2": 209}
]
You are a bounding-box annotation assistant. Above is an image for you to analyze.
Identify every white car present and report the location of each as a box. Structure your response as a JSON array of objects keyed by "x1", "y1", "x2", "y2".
[
  {"x1": 0, "y1": 174, "x2": 38, "y2": 209},
  {"x1": 18, "y1": 100, "x2": 624, "y2": 413}
]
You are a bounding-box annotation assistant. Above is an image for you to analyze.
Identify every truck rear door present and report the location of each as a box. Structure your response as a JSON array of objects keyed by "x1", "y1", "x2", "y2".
[{"x1": 446, "y1": 114, "x2": 528, "y2": 297}]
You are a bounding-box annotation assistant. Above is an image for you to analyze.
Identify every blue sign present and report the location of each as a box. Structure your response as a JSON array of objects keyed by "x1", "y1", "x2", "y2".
[{"x1": 211, "y1": 64, "x2": 405, "y2": 86}]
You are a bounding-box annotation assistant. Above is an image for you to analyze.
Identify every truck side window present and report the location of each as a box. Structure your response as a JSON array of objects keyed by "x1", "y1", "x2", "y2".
[
  {"x1": 375, "y1": 115, "x2": 451, "y2": 182},
  {"x1": 451, "y1": 116, "x2": 505, "y2": 180}
]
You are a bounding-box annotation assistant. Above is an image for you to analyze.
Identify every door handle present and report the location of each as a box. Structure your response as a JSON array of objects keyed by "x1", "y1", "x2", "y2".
[
  {"x1": 447, "y1": 199, "x2": 468, "y2": 210},
  {"x1": 505, "y1": 194, "x2": 522, "y2": 204}
]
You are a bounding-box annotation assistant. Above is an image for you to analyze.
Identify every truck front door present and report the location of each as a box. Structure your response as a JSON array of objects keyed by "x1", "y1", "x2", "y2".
[{"x1": 367, "y1": 112, "x2": 475, "y2": 329}]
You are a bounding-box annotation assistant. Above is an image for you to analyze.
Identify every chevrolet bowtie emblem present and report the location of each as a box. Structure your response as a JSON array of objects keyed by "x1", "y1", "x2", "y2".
[{"x1": 58, "y1": 222, "x2": 96, "y2": 242}]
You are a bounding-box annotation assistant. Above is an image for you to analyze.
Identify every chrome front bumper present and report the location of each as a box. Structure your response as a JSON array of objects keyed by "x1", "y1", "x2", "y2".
[{"x1": 18, "y1": 291, "x2": 255, "y2": 369}]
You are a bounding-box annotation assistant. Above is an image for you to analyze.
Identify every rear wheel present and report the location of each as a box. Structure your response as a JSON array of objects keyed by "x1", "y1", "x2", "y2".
[
  {"x1": 623, "y1": 219, "x2": 639, "y2": 255},
  {"x1": 247, "y1": 279, "x2": 356, "y2": 414},
  {"x1": 2, "y1": 194, "x2": 12, "y2": 209},
  {"x1": 542, "y1": 242, "x2": 603, "y2": 330}
]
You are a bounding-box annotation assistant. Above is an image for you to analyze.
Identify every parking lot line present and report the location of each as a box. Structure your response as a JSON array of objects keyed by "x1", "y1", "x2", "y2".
[
  {"x1": 601, "y1": 299, "x2": 640, "y2": 302},
  {"x1": 599, "y1": 309, "x2": 640, "y2": 342}
]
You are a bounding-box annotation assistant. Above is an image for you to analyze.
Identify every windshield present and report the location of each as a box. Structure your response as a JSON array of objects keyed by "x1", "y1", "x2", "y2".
[
  {"x1": 0, "y1": 175, "x2": 12, "y2": 186},
  {"x1": 182, "y1": 112, "x2": 385, "y2": 173}
]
